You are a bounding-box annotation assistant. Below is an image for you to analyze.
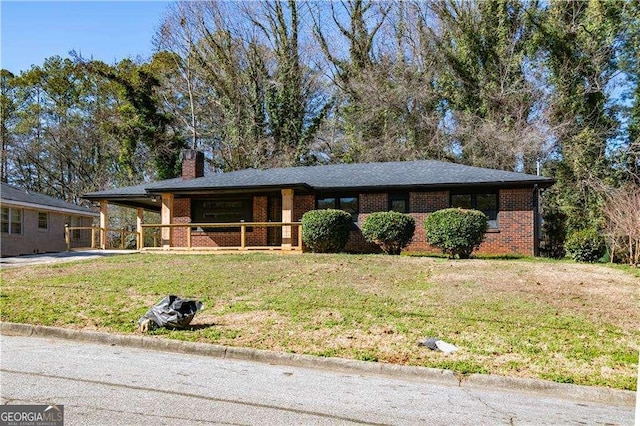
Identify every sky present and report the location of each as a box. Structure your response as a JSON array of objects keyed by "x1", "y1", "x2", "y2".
[{"x1": 1, "y1": 1, "x2": 172, "y2": 75}]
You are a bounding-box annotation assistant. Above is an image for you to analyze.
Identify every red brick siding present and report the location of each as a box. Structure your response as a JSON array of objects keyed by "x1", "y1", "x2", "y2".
[
  {"x1": 293, "y1": 195, "x2": 315, "y2": 244},
  {"x1": 345, "y1": 193, "x2": 387, "y2": 253},
  {"x1": 294, "y1": 195, "x2": 315, "y2": 220},
  {"x1": 172, "y1": 198, "x2": 190, "y2": 247},
  {"x1": 250, "y1": 196, "x2": 268, "y2": 246},
  {"x1": 360, "y1": 193, "x2": 387, "y2": 213},
  {"x1": 172, "y1": 196, "x2": 268, "y2": 247},
  {"x1": 477, "y1": 188, "x2": 534, "y2": 255},
  {"x1": 405, "y1": 191, "x2": 449, "y2": 253},
  {"x1": 403, "y1": 189, "x2": 535, "y2": 256},
  {"x1": 169, "y1": 188, "x2": 536, "y2": 255}
]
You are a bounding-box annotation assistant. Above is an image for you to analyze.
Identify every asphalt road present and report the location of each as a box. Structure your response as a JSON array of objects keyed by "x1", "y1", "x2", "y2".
[
  {"x1": 0, "y1": 250, "x2": 136, "y2": 268},
  {"x1": 0, "y1": 335, "x2": 634, "y2": 425}
]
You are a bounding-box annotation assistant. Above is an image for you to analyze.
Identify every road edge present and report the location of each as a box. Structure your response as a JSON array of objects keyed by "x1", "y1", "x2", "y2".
[{"x1": 1, "y1": 321, "x2": 635, "y2": 407}]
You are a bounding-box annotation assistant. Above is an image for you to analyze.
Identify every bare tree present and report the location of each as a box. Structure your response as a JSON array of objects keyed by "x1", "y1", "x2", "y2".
[
  {"x1": 599, "y1": 183, "x2": 640, "y2": 265},
  {"x1": 423, "y1": 0, "x2": 549, "y2": 172},
  {"x1": 311, "y1": 0, "x2": 450, "y2": 163},
  {"x1": 154, "y1": 1, "x2": 202, "y2": 150}
]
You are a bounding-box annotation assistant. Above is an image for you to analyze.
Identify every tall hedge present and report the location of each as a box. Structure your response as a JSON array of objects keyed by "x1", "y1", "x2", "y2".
[
  {"x1": 424, "y1": 208, "x2": 488, "y2": 259},
  {"x1": 361, "y1": 211, "x2": 416, "y2": 255},
  {"x1": 301, "y1": 209, "x2": 352, "y2": 253}
]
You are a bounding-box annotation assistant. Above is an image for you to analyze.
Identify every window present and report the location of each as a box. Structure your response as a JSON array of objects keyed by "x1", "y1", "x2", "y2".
[
  {"x1": 316, "y1": 195, "x2": 359, "y2": 221},
  {"x1": 317, "y1": 197, "x2": 335, "y2": 210},
  {"x1": 38, "y1": 212, "x2": 49, "y2": 231},
  {"x1": 388, "y1": 193, "x2": 409, "y2": 213},
  {"x1": 191, "y1": 198, "x2": 253, "y2": 232},
  {"x1": 451, "y1": 192, "x2": 498, "y2": 228},
  {"x1": 1, "y1": 207, "x2": 22, "y2": 234}
]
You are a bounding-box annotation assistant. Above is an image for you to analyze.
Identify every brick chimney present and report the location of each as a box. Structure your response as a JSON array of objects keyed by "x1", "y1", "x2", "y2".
[{"x1": 182, "y1": 149, "x2": 205, "y2": 180}]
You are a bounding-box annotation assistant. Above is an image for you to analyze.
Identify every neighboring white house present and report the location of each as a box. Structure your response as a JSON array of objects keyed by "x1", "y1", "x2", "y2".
[{"x1": 1, "y1": 183, "x2": 98, "y2": 257}]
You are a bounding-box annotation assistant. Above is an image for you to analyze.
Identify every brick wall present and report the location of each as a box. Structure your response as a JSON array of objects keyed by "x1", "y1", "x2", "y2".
[
  {"x1": 346, "y1": 193, "x2": 387, "y2": 253},
  {"x1": 293, "y1": 195, "x2": 315, "y2": 245},
  {"x1": 405, "y1": 191, "x2": 449, "y2": 253},
  {"x1": 172, "y1": 196, "x2": 268, "y2": 248},
  {"x1": 402, "y1": 188, "x2": 535, "y2": 256},
  {"x1": 478, "y1": 188, "x2": 534, "y2": 255},
  {"x1": 168, "y1": 188, "x2": 536, "y2": 255}
]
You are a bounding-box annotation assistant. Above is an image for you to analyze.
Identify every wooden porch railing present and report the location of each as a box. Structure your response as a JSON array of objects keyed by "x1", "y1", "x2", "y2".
[
  {"x1": 64, "y1": 225, "x2": 141, "y2": 251},
  {"x1": 65, "y1": 222, "x2": 303, "y2": 252},
  {"x1": 140, "y1": 222, "x2": 303, "y2": 251}
]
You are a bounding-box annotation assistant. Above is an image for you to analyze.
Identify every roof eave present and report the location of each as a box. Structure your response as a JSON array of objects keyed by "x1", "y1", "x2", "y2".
[
  {"x1": 0, "y1": 199, "x2": 99, "y2": 216},
  {"x1": 153, "y1": 183, "x2": 313, "y2": 194},
  {"x1": 312, "y1": 179, "x2": 555, "y2": 192}
]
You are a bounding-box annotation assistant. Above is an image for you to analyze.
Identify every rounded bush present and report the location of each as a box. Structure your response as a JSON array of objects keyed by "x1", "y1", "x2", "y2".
[
  {"x1": 301, "y1": 209, "x2": 352, "y2": 253},
  {"x1": 361, "y1": 211, "x2": 416, "y2": 255},
  {"x1": 565, "y1": 229, "x2": 605, "y2": 263},
  {"x1": 424, "y1": 208, "x2": 488, "y2": 259}
]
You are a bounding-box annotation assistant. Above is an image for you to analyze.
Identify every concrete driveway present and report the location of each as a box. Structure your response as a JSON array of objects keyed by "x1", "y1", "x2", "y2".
[{"x1": 0, "y1": 250, "x2": 137, "y2": 268}]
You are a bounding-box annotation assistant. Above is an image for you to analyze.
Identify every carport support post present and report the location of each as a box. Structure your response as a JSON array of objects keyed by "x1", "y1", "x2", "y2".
[
  {"x1": 100, "y1": 200, "x2": 108, "y2": 250},
  {"x1": 281, "y1": 188, "x2": 293, "y2": 249},
  {"x1": 65, "y1": 224, "x2": 70, "y2": 251},
  {"x1": 136, "y1": 208, "x2": 144, "y2": 250},
  {"x1": 161, "y1": 193, "x2": 173, "y2": 249}
]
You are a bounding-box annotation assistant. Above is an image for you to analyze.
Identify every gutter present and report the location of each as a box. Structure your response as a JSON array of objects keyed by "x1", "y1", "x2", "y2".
[{"x1": 0, "y1": 199, "x2": 99, "y2": 217}]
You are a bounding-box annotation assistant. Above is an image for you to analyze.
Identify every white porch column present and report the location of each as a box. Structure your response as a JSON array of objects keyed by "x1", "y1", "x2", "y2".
[
  {"x1": 281, "y1": 188, "x2": 293, "y2": 249},
  {"x1": 161, "y1": 193, "x2": 174, "y2": 249},
  {"x1": 99, "y1": 200, "x2": 108, "y2": 250},
  {"x1": 136, "y1": 208, "x2": 144, "y2": 250}
]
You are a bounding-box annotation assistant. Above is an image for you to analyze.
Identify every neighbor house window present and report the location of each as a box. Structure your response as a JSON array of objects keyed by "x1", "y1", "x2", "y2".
[
  {"x1": 1, "y1": 207, "x2": 22, "y2": 234},
  {"x1": 38, "y1": 212, "x2": 49, "y2": 231},
  {"x1": 451, "y1": 192, "x2": 498, "y2": 228},
  {"x1": 191, "y1": 198, "x2": 253, "y2": 232},
  {"x1": 388, "y1": 193, "x2": 409, "y2": 213},
  {"x1": 316, "y1": 195, "x2": 359, "y2": 221}
]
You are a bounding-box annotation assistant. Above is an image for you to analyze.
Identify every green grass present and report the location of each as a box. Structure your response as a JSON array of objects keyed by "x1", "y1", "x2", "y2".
[{"x1": 1, "y1": 252, "x2": 638, "y2": 390}]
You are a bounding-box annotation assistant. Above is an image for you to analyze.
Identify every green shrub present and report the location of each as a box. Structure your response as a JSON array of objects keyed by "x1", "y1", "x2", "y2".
[
  {"x1": 565, "y1": 229, "x2": 605, "y2": 263},
  {"x1": 361, "y1": 211, "x2": 416, "y2": 255},
  {"x1": 301, "y1": 209, "x2": 352, "y2": 253},
  {"x1": 424, "y1": 208, "x2": 488, "y2": 259}
]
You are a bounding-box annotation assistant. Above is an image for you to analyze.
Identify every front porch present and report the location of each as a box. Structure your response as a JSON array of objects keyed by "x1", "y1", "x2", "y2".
[
  {"x1": 64, "y1": 222, "x2": 304, "y2": 252},
  {"x1": 76, "y1": 188, "x2": 305, "y2": 253}
]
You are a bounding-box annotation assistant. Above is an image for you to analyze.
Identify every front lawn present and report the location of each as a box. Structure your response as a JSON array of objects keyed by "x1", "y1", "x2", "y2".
[{"x1": 1, "y1": 253, "x2": 638, "y2": 390}]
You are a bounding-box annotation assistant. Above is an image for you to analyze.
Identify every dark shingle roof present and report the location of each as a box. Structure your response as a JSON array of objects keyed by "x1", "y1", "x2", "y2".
[
  {"x1": 1, "y1": 183, "x2": 98, "y2": 215},
  {"x1": 83, "y1": 160, "x2": 554, "y2": 199},
  {"x1": 158, "y1": 160, "x2": 554, "y2": 192},
  {"x1": 83, "y1": 178, "x2": 183, "y2": 198}
]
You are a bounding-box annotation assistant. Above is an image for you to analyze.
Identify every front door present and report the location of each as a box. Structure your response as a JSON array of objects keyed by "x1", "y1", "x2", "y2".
[{"x1": 267, "y1": 196, "x2": 282, "y2": 246}]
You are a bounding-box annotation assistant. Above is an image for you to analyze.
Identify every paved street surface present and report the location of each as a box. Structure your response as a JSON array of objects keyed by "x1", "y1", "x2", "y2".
[
  {"x1": 0, "y1": 335, "x2": 634, "y2": 425},
  {"x1": 0, "y1": 250, "x2": 135, "y2": 268}
]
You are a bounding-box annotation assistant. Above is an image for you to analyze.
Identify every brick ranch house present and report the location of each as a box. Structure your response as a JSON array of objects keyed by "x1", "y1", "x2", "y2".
[
  {"x1": 83, "y1": 150, "x2": 555, "y2": 256},
  {"x1": 1, "y1": 183, "x2": 98, "y2": 257}
]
